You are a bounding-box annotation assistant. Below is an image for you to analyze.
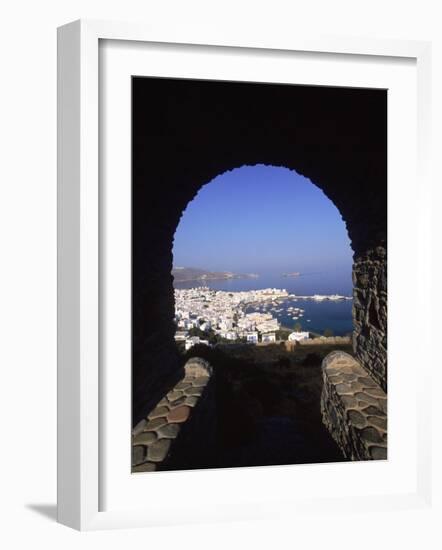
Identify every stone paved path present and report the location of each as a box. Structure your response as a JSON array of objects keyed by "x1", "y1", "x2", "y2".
[{"x1": 213, "y1": 414, "x2": 345, "y2": 468}]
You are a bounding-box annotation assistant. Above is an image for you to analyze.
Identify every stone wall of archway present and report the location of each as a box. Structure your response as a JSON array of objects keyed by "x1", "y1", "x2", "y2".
[{"x1": 132, "y1": 77, "x2": 387, "y2": 423}]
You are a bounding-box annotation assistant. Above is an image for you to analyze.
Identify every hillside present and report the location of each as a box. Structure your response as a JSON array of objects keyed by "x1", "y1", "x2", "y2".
[{"x1": 172, "y1": 267, "x2": 258, "y2": 283}]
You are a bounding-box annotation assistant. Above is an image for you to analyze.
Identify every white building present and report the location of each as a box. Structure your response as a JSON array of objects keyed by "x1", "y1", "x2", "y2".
[
  {"x1": 219, "y1": 319, "x2": 233, "y2": 331},
  {"x1": 246, "y1": 331, "x2": 258, "y2": 344},
  {"x1": 288, "y1": 331, "x2": 310, "y2": 342},
  {"x1": 221, "y1": 330, "x2": 237, "y2": 341},
  {"x1": 185, "y1": 336, "x2": 200, "y2": 350},
  {"x1": 261, "y1": 332, "x2": 276, "y2": 343},
  {"x1": 174, "y1": 331, "x2": 188, "y2": 341},
  {"x1": 257, "y1": 318, "x2": 280, "y2": 333}
]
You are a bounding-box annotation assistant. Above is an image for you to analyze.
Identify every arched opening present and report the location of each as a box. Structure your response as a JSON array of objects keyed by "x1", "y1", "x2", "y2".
[
  {"x1": 169, "y1": 164, "x2": 355, "y2": 467},
  {"x1": 131, "y1": 76, "x2": 387, "y2": 469}
]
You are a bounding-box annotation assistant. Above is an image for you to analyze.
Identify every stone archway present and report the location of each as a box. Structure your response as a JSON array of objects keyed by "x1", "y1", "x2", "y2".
[{"x1": 132, "y1": 77, "x2": 387, "y2": 424}]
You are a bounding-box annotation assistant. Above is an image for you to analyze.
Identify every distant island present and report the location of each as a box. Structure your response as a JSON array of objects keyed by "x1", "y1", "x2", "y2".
[
  {"x1": 282, "y1": 272, "x2": 301, "y2": 278},
  {"x1": 172, "y1": 267, "x2": 259, "y2": 283}
]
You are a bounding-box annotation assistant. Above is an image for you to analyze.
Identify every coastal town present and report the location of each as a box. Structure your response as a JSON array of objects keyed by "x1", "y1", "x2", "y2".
[{"x1": 174, "y1": 287, "x2": 351, "y2": 351}]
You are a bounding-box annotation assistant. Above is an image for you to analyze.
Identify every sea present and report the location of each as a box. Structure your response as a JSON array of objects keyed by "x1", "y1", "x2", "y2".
[{"x1": 174, "y1": 271, "x2": 353, "y2": 336}]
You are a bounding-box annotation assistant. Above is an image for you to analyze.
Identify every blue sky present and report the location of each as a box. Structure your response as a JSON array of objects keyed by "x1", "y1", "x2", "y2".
[{"x1": 172, "y1": 165, "x2": 353, "y2": 278}]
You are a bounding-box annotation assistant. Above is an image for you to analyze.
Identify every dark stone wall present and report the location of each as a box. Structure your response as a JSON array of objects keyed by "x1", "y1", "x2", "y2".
[
  {"x1": 132, "y1": 77, "x2": 387, "y2": 424},
  {"x1": 353, "y1": 246, "x2": 387, "y2": 390}
]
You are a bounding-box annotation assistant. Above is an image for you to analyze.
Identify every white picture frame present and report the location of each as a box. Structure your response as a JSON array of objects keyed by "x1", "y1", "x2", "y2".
[{"x1": 57, "y1": 19, "x2": 432, "y2": 531}]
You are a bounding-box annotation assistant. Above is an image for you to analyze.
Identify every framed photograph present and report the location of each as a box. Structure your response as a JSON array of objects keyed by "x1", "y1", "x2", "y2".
[{"x1": 57, "y1": 19, "x2": 432, "y2": 530}]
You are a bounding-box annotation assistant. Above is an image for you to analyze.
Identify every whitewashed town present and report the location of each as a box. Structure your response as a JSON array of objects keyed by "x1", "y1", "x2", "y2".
[{"x1": 174, "y1": 287, "x2": 351, "y2": 351}]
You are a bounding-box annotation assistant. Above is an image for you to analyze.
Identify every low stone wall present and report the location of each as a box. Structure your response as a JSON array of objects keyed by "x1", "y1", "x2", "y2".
[
  {"x1": 298, "y1": 336, "x2": 351, "y2": 346},
  {"x1": 131, "y1": 357, "x2": 214, "y2": 472},
  {"x1": 284, "y1": 335, "x2": 351, "y2": 351},
  {"x1": 321, "y1": 351, "x2": 387, "y2": 460}
]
